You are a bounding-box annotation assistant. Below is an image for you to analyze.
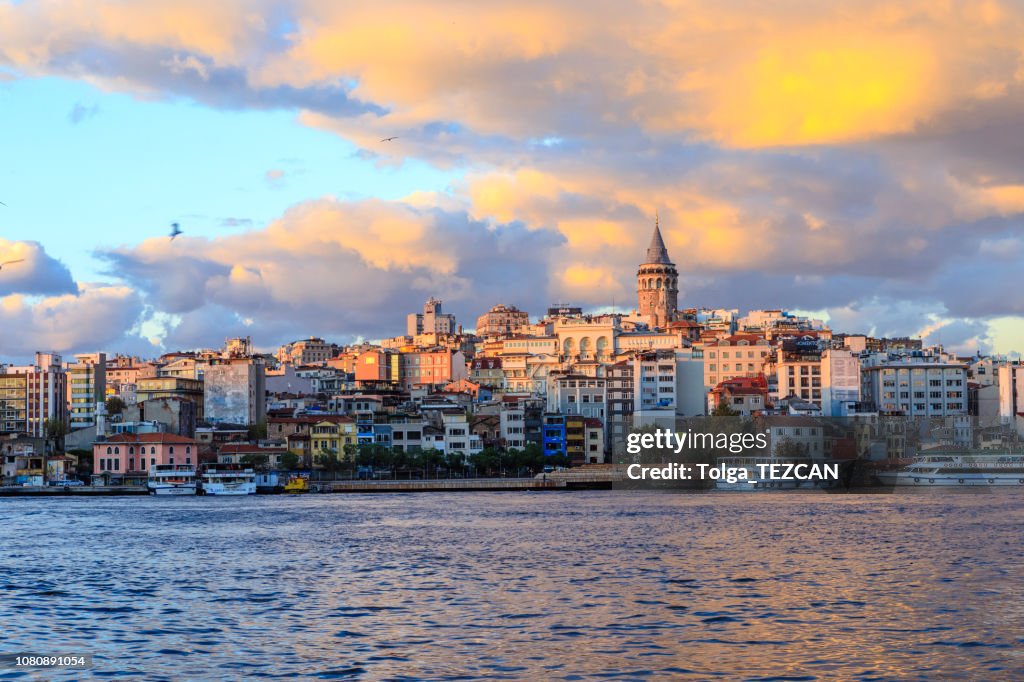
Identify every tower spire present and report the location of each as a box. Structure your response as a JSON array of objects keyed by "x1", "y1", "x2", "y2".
[{"x1": 645, "y1": 214, "x2": 671, "y2": 265}]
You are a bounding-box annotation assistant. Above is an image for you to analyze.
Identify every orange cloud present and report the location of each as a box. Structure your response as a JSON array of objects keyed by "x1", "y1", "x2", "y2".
[{"x1": 693, "y1": 32, "x2": 941, "y2": 147}]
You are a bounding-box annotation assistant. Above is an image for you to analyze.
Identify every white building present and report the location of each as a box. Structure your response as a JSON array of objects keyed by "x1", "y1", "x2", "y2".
[
  {"x1": 997, "y1": 364, "x2": 1024, "y2": 423},
  {"x1": 820, "y1": 349, "x2": 862, "y2": 416},
  {"x1": 66, "y1": 352, "x2": 106, "y2": 431},
  {"x1": 546, "y1": 374, "x2": 607, "y2": 420},
  {"x1": 407, "y1": 297, "x2": 457, "y2": 336},
  {"x1": 499, "y1": 403, "x2": 527, "y2": 450},
  {"x1": 862, "y1": 358, "x2": 967, "y2": 416},
  {"x1": 440, "y1": 412, "x2": 482, "y2": 456}
]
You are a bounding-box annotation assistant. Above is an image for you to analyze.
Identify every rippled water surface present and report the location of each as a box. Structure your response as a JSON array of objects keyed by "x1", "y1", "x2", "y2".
[{"x1": 2, "y1": 491, "x2": 1023, "y2": 680}]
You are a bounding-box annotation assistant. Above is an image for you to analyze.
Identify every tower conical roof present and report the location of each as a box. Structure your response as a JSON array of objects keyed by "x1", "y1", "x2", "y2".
[{"x1": 644, "y1": 216, "x2": 672, "y2": 265}]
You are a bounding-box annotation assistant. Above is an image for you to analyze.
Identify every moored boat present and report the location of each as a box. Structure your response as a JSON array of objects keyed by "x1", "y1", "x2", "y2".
[
  {"x1": 147, "y1": 464, "x2": 197, "y2": 495},
  {"x1": 283, "y1": 474, "x2": 310, "y2": 494},
  {"x1": 876, "y1": 453, "x2": 1024, "y2": 486},
  {"x1": 199, "y1": 467, "x2": 257, "y2": 495}
]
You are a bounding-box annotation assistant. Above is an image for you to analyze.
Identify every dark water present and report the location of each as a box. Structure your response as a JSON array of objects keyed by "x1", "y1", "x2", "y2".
[{"x1": 1, "y1": 491, "x2": 1022, "y2": 681}]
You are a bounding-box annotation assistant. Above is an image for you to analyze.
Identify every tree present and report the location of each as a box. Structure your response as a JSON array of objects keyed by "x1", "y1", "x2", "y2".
[
  {"x1": 342, "y1": 442, "x2": 357, "y2": 462},
  {"x1": 280, "y1": 451, "x2": 301, "y2": 470},
  {"x1": 315, "y1": 450, "x2": 345, "y2": 472},
  {"x1": 248, "y1": 419, "x2": 268, "y2": 441},
  {"x1": 45, "y1": 418, "x2": 68, "y2": 452},
  {"x1": 105, "y1": 396, "x2": 127, "y2": 416},
  {"x1": 774, "y1": 437, "x2": 808, "y2": 457},
  {"x1": 240, "y1": 453, "x2": 270, "y2": 472},
  {"x1": 712, "y1": 400, "x2": 741, "y2": 417},
  {"x1": 471, "y1": 447, "x2": 501, "y2": 476}
]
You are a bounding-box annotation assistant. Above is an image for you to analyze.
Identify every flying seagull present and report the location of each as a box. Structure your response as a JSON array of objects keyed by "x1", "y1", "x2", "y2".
[
  {"x1": 380, "y1": 136, "x2": 399, "y2": 142},
  {"x1": 169, "y1": 223, "x2": 183, "y2": 241},
  {"x1": 0, "y1": 201, "x2": 7, "y2": 206},
  {"x1": 0, "y1": 259, "x2": 25, "y2": 270}
]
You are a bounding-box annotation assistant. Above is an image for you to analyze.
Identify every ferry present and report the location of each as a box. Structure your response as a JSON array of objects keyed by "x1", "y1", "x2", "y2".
[
  {"x1": 713, "y1": 456, "x2": 843, "y2": 491},
  {"x1": 147, "y1": 464, "x2": 197, "y2": 495},
  {"x1": 198, "y1": 467, "x2": 257, "y2": 495},
  {"x1": 876, "y1": 453, "x2": 1024, "y2": 486}
]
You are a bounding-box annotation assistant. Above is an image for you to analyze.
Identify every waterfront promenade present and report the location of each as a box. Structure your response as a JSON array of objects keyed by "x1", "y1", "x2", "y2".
[{"x1": 0, "y1": 472, "x2": 616, "y2": 496}]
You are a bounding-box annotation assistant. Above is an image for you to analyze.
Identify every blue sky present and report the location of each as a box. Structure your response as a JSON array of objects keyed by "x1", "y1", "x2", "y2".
[{"x1": 1, "y1": 76, "x2": 458, "y2": 282}]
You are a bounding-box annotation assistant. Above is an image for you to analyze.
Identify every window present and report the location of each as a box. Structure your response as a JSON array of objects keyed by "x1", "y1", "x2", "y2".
[
  {"x1": 106, "y1": 446, "x2": 112, "y2": 454},
  {"x1": 169, "y1": 446, "x2": 175, "y2": 454},
  {"x1": 186, "y1": 446, "x2": 191, "y2": 454}
]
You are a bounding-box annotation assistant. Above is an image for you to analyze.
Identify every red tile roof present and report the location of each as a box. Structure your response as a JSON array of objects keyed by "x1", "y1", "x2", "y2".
[
  {"x1": 220, "y1": 444, "x2": 287, "y2": 454},
  {"x1": 101, "y1": 432, "x2": 197, "y2": 444}
]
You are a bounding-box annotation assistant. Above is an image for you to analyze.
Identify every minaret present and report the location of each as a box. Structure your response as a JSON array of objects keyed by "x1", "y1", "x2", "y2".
[{"x1": 636, "y1": 214, "x2": 678, "y2": 328}]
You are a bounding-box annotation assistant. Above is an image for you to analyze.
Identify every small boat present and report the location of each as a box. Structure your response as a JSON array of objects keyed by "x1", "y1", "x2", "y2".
[
  {"x1": 199, "y1": 467, "x2": 257, "y2": 495},
  {"x1": 147, "y1": 464, "x2": 197, "y2": 495},
  {"x1": 283, "y1": 474, "x2": 310, "y2": 494}
]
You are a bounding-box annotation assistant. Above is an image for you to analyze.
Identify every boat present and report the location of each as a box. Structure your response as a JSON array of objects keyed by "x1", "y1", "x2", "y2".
[
  {"x1": 147, "y1": 464, "x2": 197, "y2": 495},
  {"x1": 198, "y1": 467, "x2": 257, "y2": 495},
  {"x1": 876, "y1": 453, "x2": 1024, "y2": 486},
  {"x1": 283, "y1": 474, "x2": 310, "y2": 494},
  {"x1": 713, "y1": 456, "x2": 843, "y2": 491}
]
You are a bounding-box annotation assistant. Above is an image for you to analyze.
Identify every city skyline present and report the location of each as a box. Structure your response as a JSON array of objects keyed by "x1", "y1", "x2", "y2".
[{"x1": 3, "y1": 1, "x2": 1024, "y2": 358}]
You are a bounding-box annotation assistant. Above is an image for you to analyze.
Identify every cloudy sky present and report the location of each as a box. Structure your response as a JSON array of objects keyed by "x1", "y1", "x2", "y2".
[{"x1": 2, "y1": 0, "x2": 1024, "y2": 360}]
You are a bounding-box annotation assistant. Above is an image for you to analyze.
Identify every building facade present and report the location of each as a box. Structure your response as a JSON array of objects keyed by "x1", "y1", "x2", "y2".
[
  {"x1": 5, "y1": 353, "x2": 67, "y2": 438},
  {"x1": 203, "y1": 358, "x2": 267, "y2": 425},
  {"x1": 67, "y1": 352, "x2": 107, "y2": 431},
  {"x1": 475, "y1": 304, "x2": 530, "y2": 337},
  {"x1": 407, "y1": 297, "x2": 457, "y2": 336}
]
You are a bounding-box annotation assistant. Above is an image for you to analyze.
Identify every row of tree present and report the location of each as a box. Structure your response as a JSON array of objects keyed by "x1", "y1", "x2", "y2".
[{"x1": 240, "y1": 443, "x2": 570, "y2": 477}]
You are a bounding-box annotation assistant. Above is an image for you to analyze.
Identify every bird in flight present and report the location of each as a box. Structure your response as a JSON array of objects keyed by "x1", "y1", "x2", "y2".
[
  {"x1": 0, "y1": 201, "x2": 7, "y2": 206},
  {"x1": 380, "y1": 136, "x2": 399, "y2": 142},
  {"x1": 169, "y1": 223, "x2": 183, "y2": 241},
  {"x1": 0, "y1": 258, "x2": 25, "y2": 270}
]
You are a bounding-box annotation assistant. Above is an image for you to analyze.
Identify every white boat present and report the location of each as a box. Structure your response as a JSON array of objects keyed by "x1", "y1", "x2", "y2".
[
  {"x1": 199, "y1": 467, "x2": 257, "y2": 495},
  {"x1": 147, "y1": 464, "x2": 197, "y2": 495},
  {"x1": 713, "y1": 456, "x2": 842, "y2": 491},
  {"x1": 876, "y1": 453, "x2": 1024, "y2": 486}
]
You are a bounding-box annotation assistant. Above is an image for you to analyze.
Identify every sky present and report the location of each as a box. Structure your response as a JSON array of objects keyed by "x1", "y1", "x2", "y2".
[{"x1": 2, "y1": 0, "x2": 1024, "y2": 361}]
